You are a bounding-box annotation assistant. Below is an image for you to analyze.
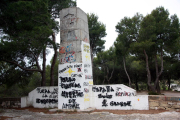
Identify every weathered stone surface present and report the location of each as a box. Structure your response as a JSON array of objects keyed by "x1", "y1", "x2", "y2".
[
  {"x1": 157, "y1": 107, "x2": 166, "y2": 110},
  {"x1": 172, "y1": 105, "x2": 180, "y2": 109},
  {"x1": 159, "y1": 102, "x2": 170, "y2": 107},
  {"x1": 168, "y1": 102, "x2": 175, "y2": 105},
  {"x1": 149, "y1": 101, "x2": 159, "y2": 107}
]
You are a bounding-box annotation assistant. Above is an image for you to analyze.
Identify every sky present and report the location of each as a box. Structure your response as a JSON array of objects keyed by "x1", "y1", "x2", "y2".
[{"x1": 47, "y1": 0, "x2": 180, "y2": 65}]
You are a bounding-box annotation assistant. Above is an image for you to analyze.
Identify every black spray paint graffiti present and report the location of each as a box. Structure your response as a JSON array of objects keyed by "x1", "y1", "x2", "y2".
[
  {"x1": 84, "y1": 88, "x2": 89, "y2": 93},
  {"x1": 84, "y1": 64, "x2": 90, "y2": 68},
  {"x1": 110, "y1": 101, "x2": 131, "y2": 107},
  {"x1": 74, "y1": 64, "x2": 82, "y2": 68},
  {"x1": 60, "y1": 77, "x2": 76, "y2": 82},
  {"x1": 84, "y1": 69, "x2": 88, "y2": 73},
  {"x1": 116, "y1": 87, "x2": 122, "y2": 91},
  {"x1": 62, "y1": 99, "x2": 80, "y2": 109},
  {"x1": 98, "y1": 93, "x2": 112, "y2": 99},
  {"x1": 60, "y1": 82, "x2": 81, "y2": 89},
  {"x1": 61, "y1": 90, "x2": 84, "y2": 98},
  {"x1": 83, "y1": 82, "x2": 89, "y2": 86},
  {"x1": 102, "y1": 99, "x2": 108, "y2": 107},
  {"x1": 77, "y1": 68, "x2": 82, "y2": 72},
  {"x1": 37, "y1": 88, "x2": 50, "y2": 93},
  {"x1": 92, "y1": 86, "x2": 114, "y2": 93},
  {"x1": 85, "y1": 75, "x2": 92, "y2": 79},
  {"x1": 36, "y1": 88, "x2": 58, "y2": 99},
  {"x1": 59, "y1": 65, "x2": 73, "y2": 74},
  {"x1": 62, "y1": 13, "x2": 76, "y2": 29},
  {"x1": 36, "y1": 99, "x2": 58, "y2": 104},
  {"x1": 59, "y1": 77, "x2": 81, "y2": 89},
  {"x1": 115, "y1": 91, "x2": 135, "y2": 96},
  {"x1": 71, "y1": 74, "x2": 82, "y2": 77}
]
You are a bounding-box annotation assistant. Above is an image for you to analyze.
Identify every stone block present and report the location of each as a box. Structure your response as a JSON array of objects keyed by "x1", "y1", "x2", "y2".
[
  {"x1": 149, "y1": 101, "x2": 159, "y2": 107},
  {"x1": 77, "y1": 8, "x2": 87, "y2": 22},
  {"x1": 159, "y1": 102, "x2": 170, "y2": 107},
  {"x1": 157, "y1": 107, "x2": 166, "y2": 110},
  {"x1": 77, "y1": 18, "x2": 85, "y2": 30},
  {"x1": 166, "y1": 107, "x2": 174, "y2": 111},
  {"x1": 172, "y1": 105, "x2": 180, "y2": 109},
  {"x1": 61, "y1": 30, "x2": 80, "y2": 42},
  {"x1": 75, "y1": 52, "x2": 82, "y2": 63},
  {"x1": 149, "y1": 107, "x2": 156, "y2": 110},
  {"x1": 168, "y1": 102, "x2": 175, "y2": 105}
]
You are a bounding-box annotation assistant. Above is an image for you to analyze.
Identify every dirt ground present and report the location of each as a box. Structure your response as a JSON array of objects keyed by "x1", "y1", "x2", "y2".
[{"x1": 1, "y1": 91, "x2": 180, "y2": 120}]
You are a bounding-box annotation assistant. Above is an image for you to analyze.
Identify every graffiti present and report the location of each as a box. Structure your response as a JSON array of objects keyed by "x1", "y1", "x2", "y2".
[
  {"x1": 83, "y1": 82, "x2": 89, "y2": 86},
  {"x1": 37, "y1": 88, "x2": 51, "y2": 94},
  {"x1": 36, "y1": 88, "x2": 58, "y2": 102},
  {"x1": 84, "y1": 64, "x2": 91, "y2": 68},
  {"x1": 83, "y1": 44, "x2": 90, "y2": 53},
  {"x1": 60, "y1": 52, "x2": 76, "y2": 63},
  {"x1": 77, "y1": 68, "x2": 82, "y2": 72},
  {"x1": 62, "y1": 99, "x2": 80, "y2": 109},
  {"x1": 49, "y1": 95, "x2": 58, "y2": 98},
  {"x1": 84, "y1": 94, "x2": 90, "y2": 101},
  {"x1": 62, "y1": 13, "x2": 76, "y2": 29},
  {"x1": 66, "y1": 44, "x2": 74, "y2": 53},
  {"x1": 59, "y1": 65, "x2": 73, "y2": 74},
  {"x1": 115, "y1": 91, "x2": 135, "y2": 96},
  {"x1": 42, "y1": 94, "x2": 48, "y2": 98},
  {"x1": 85, "y1": 75, "x2": 93, "y2": 79},
  {"x1": 102, "y1": 99, "x2": 108, "y2": 107},
  {"x1": 84, "y1": 88, "x2": 89, "y2": 93},
  {"x1": 60, "y1": 77, "x2": 76, "y2": 83},
  {"x1": 83, "y1": 35, "x2": 89, "y2": 43},
  {"x1": 74, "y1": 64, "x2": 82, "y2": 68},
  {"x1": 61, "y1": 90, "x2": 84, "y2": 98},
  {"x1": 65, "y1": 52, "x2": 76, "y2": 63},
  {"x1": 71, "y1": 73, "x2": 82, "y2": 77},
  {"x1": 98, "y1": 93, "x2": 112, "y2": 99},
  {"x1": 36, "y1": 99, "x2": 58, "y2": 104},
  {"x1": 67, "y1": 30, "x2": 77, "y2": 41},
  {"x1": 89, "y1": 81, "x2": 93, "y2": 85},
  {"x1": 60, "y1": 82, "x2": 81, "y2": 89},
  {"x1": 84, "y1": 69, "x2": 88, "y2": 73},
  {"x1": 92, "y1": 86, "x2": 114, "y2": 93},
  {"x1": 51, "y1": 88, "x2": 58, "y2": 94},
  {"x1": 59, "y1": 47, "x2": 65, "y2": 54},
  {"x1": 110, "y1": 101, "x2": 131, "y2": 107},
  {"x1": 116, "y1": 87, "x2": 122, "y2": 91},
  {"x1": 65, "y1": 68, "x2": 75, "y2": 76},
  {"x1": 85, "y1": 54, "x2": 90, "y2": 61}
]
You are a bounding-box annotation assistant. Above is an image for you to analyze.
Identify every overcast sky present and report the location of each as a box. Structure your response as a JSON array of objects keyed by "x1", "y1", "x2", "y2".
[{"x1": 47, "y1": 0, "x2": 180, "y2": 65}]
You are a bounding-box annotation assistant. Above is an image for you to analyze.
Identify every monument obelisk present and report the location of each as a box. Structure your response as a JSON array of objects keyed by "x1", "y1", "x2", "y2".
[{"x1": 58, "y1": 7, "x2": 93, "y2": 110}]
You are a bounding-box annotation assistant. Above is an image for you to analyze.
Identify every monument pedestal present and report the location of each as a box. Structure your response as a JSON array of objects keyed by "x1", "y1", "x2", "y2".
[{"x1": 58, "y1": 7, "x2": 93, "y2": 110}]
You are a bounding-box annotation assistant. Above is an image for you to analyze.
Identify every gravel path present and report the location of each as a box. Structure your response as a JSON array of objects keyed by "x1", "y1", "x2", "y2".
[{"x1": 1, "y1": 109, "x2": 180, "y2": 120}]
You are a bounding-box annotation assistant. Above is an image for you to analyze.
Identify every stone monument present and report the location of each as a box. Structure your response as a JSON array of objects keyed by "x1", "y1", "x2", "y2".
[{"x1": 58, "y1": 7, "x2": 93, "y2": 110}]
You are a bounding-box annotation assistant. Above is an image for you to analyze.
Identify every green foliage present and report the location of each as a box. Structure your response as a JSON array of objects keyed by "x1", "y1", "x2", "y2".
[
  {"x1": 0, "y1": 0, "x2": 76, "y2": 87},
  {"x1": 148, "y1": 91, "x2": 160, "y2": 95},
  {"x1": 87, "y1": 13, "x2": 107, "y2": 56}
]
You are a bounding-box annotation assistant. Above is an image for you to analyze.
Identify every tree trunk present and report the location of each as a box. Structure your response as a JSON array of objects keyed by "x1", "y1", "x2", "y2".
[
  {"x1": 50, "y1": 33, "x2": 57, "y2": 86},
  {"x1": 41, "y1": 48, "x2": 46, "y2": 86},
  {"x1": 154, "y1": 48, "x2": 163, "y2": 94},
  {"x1": 144, "y1": 49, "x2": 156, "y2": 92},
  {"x1": 135, "y1": 77, "x2": 139, "y2": 91},
  {"x1": 107, "y1": 61, "x2": 115, "y2": 84},
  {"x1": 168, "y1": 76, "x2": 171, "y2": 90},
  {"x1": 90, "y1": 46, "x2": 94, "y2": 82},
  {"x1": 123, "y1": 56, "x2": 131, "y2": 87}
]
